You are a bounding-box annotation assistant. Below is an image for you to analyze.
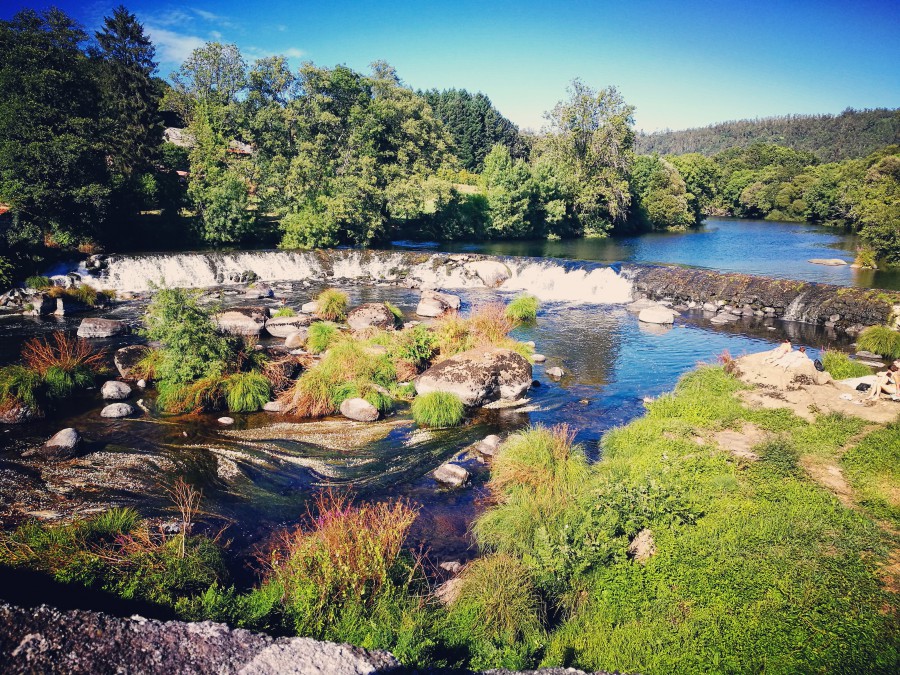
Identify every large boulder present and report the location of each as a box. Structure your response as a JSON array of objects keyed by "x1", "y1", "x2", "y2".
[
  {"x1": 416, "y1": 290, "x2": 461, "y2": 317},
  {"x1": 433, "y1": 462, "x2": 470, "y2": 487},
  {"x1": 265, "y1": 314, "x2": 312, "y2": 338},
  {"x1": 346, "y1": 303, "x2": 397, "y2": 331},
  {"x1": 464, "y1": 260, "x2": 511, "y2": 287},
  {"x1": 638, "y1": 307, "x2": 676, "y2": 325},
  {"x1": 77, "y1": 318, "x2": 127, "y2": 338},
  {"x1": 214, "y1": 306, "x2": 268, "y2": 336},
  {"x1": 101, "y1": 380, "x2": 132, "y2": 401},
  {"x1": 114, "y1": 345, "x2": 148, "y2": 379},
  {"x1": 339, "y1": 397, "x2": 380, "y2": 422},
  {"x1": 415, "y1": 347, "x2": 532, "y2": 407},
  {"x1": 32, "y1": 427, "x2": 82, "y2": 459},
  {"x1": 100, "y1": 403, "x2": 135, "y2": 418}
]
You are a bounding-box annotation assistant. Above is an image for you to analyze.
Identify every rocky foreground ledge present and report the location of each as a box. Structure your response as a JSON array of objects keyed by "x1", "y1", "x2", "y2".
[{"x1": 0, "y1": 601, "x2": 604, "y2": 675}]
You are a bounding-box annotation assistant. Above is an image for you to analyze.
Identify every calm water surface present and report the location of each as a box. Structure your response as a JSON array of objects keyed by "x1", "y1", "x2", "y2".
[{"x1": 395, "y1": 217, "x2": 900, "y2": 290}]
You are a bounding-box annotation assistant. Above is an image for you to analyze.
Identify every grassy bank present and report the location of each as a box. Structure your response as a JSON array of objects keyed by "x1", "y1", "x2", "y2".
[{"x1": 2, "y1": 366, "x2": 898, "y2": 672}]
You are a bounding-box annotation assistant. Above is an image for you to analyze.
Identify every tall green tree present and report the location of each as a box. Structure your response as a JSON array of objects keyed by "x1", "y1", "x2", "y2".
[
  {"x1": 0, "y1": 8, "x2": 109, "y2": 249},
  {"x1": 630, "y1": 155, "x2": 693, "y2": 230},
  {"x1": 534, "y1": 81, "x2": 635, "y2": 236}
]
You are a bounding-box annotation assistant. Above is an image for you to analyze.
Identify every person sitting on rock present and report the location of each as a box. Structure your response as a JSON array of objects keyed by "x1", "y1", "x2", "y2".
[
  {"x1": 763, "y1": 340, "x2": 792, "y2": 364},
  {"x1": 866, "y1": 364, "x2": 899, "y2": 401},
  {"x1": 774, "y1": 345, "x2": 810, "y2": 370}
]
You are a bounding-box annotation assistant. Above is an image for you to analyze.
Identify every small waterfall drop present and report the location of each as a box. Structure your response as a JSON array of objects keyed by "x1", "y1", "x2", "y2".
[
  {"x1": 81, "y1": 249, "x2": 634, "y2": 305},
  {"x1": 783, "y1": 292, "x2": 807, "y2": 322}
]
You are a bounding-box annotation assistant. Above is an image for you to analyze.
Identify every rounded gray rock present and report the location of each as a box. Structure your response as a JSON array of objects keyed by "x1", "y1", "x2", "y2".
[
  {"x1": 346, "y1": 303, "x2": 397, "y2": 331},
  {"x1": 100, "y1": 403, "x2": 135, "y2": 418},
  {"x1": 339, "y1": 397, "x2": 380, "y2": 422},
  {"x1": 101, "y1": 380, "x2": 132, "y2": 401},
  {"x1": 77, "y1": 318, "x2": 127, "y2": 338},
  {"x1": 284, "y1": 328, "x2": 308, "y2": 349}
]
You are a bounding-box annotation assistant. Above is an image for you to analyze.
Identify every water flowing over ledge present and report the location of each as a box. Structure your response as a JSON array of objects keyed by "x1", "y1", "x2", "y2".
[{"x1": 78, "y1": 249, "x2": 636, "y2": 305}]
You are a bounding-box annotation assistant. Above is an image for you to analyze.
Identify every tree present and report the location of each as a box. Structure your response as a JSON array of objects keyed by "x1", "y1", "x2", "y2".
[
  {"x1": 93, "y1": 5, "x2": 162, "y2": 177},
  {"x1": 169, "y1": 42, "x2": 247, "y2": 129},
  {"x1": 630, "y1": 155, "x2": 693, "y2": 230},
  {"x1": 669, "y1": 153, "x2": 720, "y2": 222},
  {"x1": 0, "y1": 8, "x2": 110, "y2": 249},
  {"x1": 479, "y1": 144, "x2": 539, "y2": 238},
  {"x1": 534, "y1": 81, "x2": 635, "y2": 236}
]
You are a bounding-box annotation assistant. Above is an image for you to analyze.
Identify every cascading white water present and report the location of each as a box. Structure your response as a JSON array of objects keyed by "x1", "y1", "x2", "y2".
[
  {"x1": 783, "y1": 292, "x2": 807, "y2": 322},
  {"x1": 80, "y1": 250, "x2": 634, "y2": 305}
]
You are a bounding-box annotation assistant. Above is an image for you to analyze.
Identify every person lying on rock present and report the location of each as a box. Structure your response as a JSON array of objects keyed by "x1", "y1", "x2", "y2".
[
  {"x1": 866, "y1": 364, "x2": 899, "y2": 401},
  {"x1": 763, "y1": 340, "x2": 792, "y2": 364},
  {"x1": 774, "y1": 345, "x2": 810, "y2": 370}
]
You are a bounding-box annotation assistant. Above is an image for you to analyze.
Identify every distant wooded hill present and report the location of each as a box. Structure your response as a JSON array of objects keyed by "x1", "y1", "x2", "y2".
[{"x1": 635, "y1": 108, "x2": 900, "y2": 162}]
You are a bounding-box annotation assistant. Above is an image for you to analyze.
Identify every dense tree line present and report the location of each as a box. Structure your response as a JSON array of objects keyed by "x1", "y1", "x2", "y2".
[
  {"x1": 0, "y1": 5, "x2": 897, "y2": 284},
  {"x1": 636, "y1": 108, "x2": 900, "y2": 163}
]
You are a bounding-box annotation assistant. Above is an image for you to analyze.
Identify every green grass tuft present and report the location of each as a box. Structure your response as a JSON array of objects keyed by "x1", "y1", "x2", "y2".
[
  {"x1": 0, "y1": 365, "x2": 42, "y2": 410},
  {"x1": 25, "y1": 275, "x2": 52, "y2": 290},
  {"x1": 856, "y1": 325, "x2": 900, "y2": 359},
  {"x1": 272, "y1": 307, "x2": 297, "y2": 318},
  {"x1": 316, "y1": 289, "x2": 349, "y2": 322},
  {"x1": 223, "y1": 372, "x2": 272, "y2": 413},
  {"x1": 384, "y1": 301, "x2": 404, "y2": 322},
  {"x1": 411, "y1": 391, "x2": 465, "y2": 427},
  {"x1": 821, "y1": 351, "x2": 873, "y2": 380},
  {"x1": 307, "y1": 322, "x2": 338, "y2": 354},
  {"x1": 43, "y1": 364, "x2": 94, "y2": 399},
  {"x1": 505, "y1": 294, "x2": 539, "y2": 322}
]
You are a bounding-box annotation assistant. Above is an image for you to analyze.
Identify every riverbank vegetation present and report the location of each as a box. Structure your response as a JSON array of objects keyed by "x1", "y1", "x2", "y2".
[
  {"x1": 2, "y1": 365, "x2": 897, "y2": 671},
  {"x1": 4, "y1": 6, "x2": 895, "y2": 285}
]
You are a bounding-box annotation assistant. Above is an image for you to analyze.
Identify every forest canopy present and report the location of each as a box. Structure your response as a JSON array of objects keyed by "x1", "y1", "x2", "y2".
[{"x1": 0, "y1": 5, "x2": 897, "y2": 284}]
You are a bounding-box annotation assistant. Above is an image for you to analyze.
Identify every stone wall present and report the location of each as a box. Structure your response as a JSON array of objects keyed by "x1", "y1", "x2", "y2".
[{"x1": 623, "y1": 264, "x2": 900, "y2": 332}]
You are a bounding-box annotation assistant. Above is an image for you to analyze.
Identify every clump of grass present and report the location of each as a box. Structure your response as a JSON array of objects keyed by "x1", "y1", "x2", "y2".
[
  {"x1": 279, "y1": 339, "x2": 397, "y2": 417},
  {"x1": 469, "y1": 303, "x2": 516, "y2": 344},
  {"x1": 71, "y1": 284, "x2": 99, "y2": 306},
  {"x1": 157, "y1": 376, "x2": 225, "y2": 414},
  {"x1": 384, "y1": 301, "x2": 404, "y2": 322},
  {"x1": 856, "y1": 325, "x2": 900, "y2": 359},
  {"x1": 223, "y1": 372, "x2": 272, "y2": 412},
  {"x1": 392, "y1": 324, "x2": 436, "y2": 370},
  {"x1": 263, "y1": 490, "x2": 419, "y2": 633},
  {"x1": 25, "y1": 275, "x2": 52, "y2": 290},
  {"x1": 433, "y1": 304, "x2": 525, "y2": 360},
  {"x1": 272, "y1": 307, "x2": 296, "y2": 318},
  {"x1": 316, "y1": 288, "x2": 349, "y2": 322},
  {"x1": 505, "y1": 294, "x2": 539, "y2": 323},
  {"x1": 131, "y1": 348, "x2": 161, "y2": 381},
  {"x1": 307, "y1": 322, "x2": 338, "y2": 354},
  {"x1": 451, "y1": 553, "x2": 544, "y2": 642},
  {"x1": 331, "y1": 381, "x2": 393, "y2": 414},
  {"x1": 411, "y1": 391, "x2": 465, "y2": 427},
  {"x1": 821, "y1": 351, "x2": 872, "y2": 380},
  {"x1": 0, "y1": 365, "x2": 42, "y2": 411},
  {"x1": 20, "y1": 332, "x2": 106, "y2": 399}
]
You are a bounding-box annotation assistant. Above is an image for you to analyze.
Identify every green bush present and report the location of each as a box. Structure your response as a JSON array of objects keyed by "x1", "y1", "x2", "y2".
[
  {"x1": 392, "y1": 324, "x2": 436, "y2": 368},
  {"x1": 316, "y1": 288, "x2": 349, "y2": 322},
  {"x1": 411, "y1": 391, "x2": 465, "y2": 427},
  {"x1": 821, "y1": 351, "x2": 873, "y2": 380},
  {"x1": 223, "y1": 372, "x2": 272, "y2": 413},
  {"x1": 272, "y1": 307, "x2": 297, "y2": 318},
  {"x1": 856, "y1": 325, "x2": 900, "y2": 359},
  {"x1": 307, "y1": 322, "x2": 338, "y2": 354},
  {"x1": 25, "y1": 275, "x2": 52, "y2": 290},
  {"x1": 505, "y1": 294, "x2": 539, "y2": 322}
]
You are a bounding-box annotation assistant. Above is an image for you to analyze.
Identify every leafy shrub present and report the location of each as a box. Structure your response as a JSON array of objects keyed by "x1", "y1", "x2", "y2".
[
  {"x1": 307, "y1": 322, "x2": 338, "y2": 354},
  {"x1": 505, "y1": 294, "x2": 539, "y2": 322},
  {"x1": 411, "y1": 391, "x2": 465, "y2": 427},
  {"x1": 854, "y1": 246, "x2": 878, "y2": 268},
  {"x1": 821, "y1": 351, "x2": 872, "y2": 380},
  {"x1": 25, "y1": 275, "x2": 52, "y2": 290},
  {"x1": 142, "y1": 287, "x2": 230, "y2": 385},
  {"x1": 316, "y1": 288, "x2": 349, "y2": 322},
  {"x1": 392, "y1": 324, "x2": 436, "y2": 369},
  {"x1": 0, "y1": 256, "x2": 14, "y2": 288},
  {"x1": 856, "y1": 325, "x2": 900, "y2": 359},
  {"x1": 272, "y1": 307, "x2": 296, "y2": 318},
  {"x1": 223, "y1": 372, "x2": 272, "y2": 412},
  {"x1": 279, "y1": 206, "x2": 340, "y2": 250}
]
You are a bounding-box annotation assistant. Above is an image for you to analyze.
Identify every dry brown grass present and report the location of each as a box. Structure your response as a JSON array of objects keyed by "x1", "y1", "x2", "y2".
[{"x1": 21, "y1": 332, "x2": 107, "y2": 375}]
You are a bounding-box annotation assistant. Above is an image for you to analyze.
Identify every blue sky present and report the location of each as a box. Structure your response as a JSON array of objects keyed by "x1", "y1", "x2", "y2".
[{"x1": 4, "y1": 0, "x2": 899, "y2": 132}]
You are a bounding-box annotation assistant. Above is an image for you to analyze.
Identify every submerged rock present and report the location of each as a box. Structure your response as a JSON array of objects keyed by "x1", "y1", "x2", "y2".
[
  {"x1": 101, "y1": 380, "x2": 132, "y2": 401},
  {"x1": 265, "y1": 314, "x2": 312, "y2": 338},
  {"x1": 433, "y1": 462, "x2": 470, "y2": 487},
  {"x1": 346, "y1": 303, "x2": 397, "y2": 331},
  {"x1": 415, "y1": 347, "x2": 532, "y2": 407},
  {"x1": 77, "y1": 318, "x2": 127, "y2": 338},
  {"x1": 101, "y1": 403, "x2": 135, "y2": 418},
  {"x1": 416, "y1": 290, "x2": 461, "y2": 317},
  {"x1": 217, "y1": 417, "x2": 235, "y2": 425},
  {"x1": 808, "y1": 258, "x2": 848, "y2": 266},
  {"x1": 473, "y1": 434, "x2": 502, "y2": 458},
  {"x1": 532, "y1": 353, "x2": 547, "y2": 363},
  {"x1": 339, "y1": 397, "x2": 380, "y2": 422},
  {"x1": 114, "y1": 345, "x2": 148, "y2": 380},
  {"x1": 546, "y1": 366, "x2": 566, "y2": 379}
]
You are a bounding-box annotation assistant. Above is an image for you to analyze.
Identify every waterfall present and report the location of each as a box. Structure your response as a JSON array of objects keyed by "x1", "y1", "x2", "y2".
[
  {"x1": 783, "y1": 292, "x2": 808, "y2": 322},
  {"x1": 79, "y1": 249, "x2": 634, "y2": 305}
]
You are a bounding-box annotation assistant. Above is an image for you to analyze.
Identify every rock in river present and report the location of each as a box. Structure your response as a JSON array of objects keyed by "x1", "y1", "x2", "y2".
[
  {"x1": 265, "y1": 314, "x2": 312, "y2": 338},
  {"x1": 284, "y1": 329, "x2": 308, "y2": 349},
  {"x1": 101, "y1": 380, "x2": 132, "y2": 400},
  {"x1": 0, "y1": 404, "x2": 43, "y2": 425},
  {"x1": 114, "y1": 345, "x2": 148, "y2": 379},
  {"x1": 415, "y1": 346, "x2": 532, "y2": 407},
  {"x1": 77, "y1": 318, "x2": 127, "y2": 338},
  {"x1": 34, "y1": 427, "x2": 81, "y2": 459},
  {"x1": 416, "y1": 290, "x2": 461, "y2": 317},
  {"x1": 638, "y1": 307, "x2": 676, "y2": 325},
  {"x1": 339, "y1": 397, "x2": 380, "y2": 422},
  {"x1": 347, "y1": 303, "x2": 397, "y2": 331},
  {"x1": 808, "y1": 258, "x2": 848, "y2": 266},
  {"x1": 464, "y1": 260, "x2": 511, "y2": 287},
  {"x1": 214, "y1": 307, "x2": 267, "y2": 336},
  {"x1": 433, "y1": 462, "x2": 470, "y2": 487},
  {"x1": 101, "y1": 403, "x2": 135, "y2": 418}
]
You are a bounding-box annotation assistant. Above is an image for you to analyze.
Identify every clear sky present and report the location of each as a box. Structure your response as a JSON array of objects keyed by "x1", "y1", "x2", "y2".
[{"x1": 4, "y1": 0, "x2": 899, "y2": 132}]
